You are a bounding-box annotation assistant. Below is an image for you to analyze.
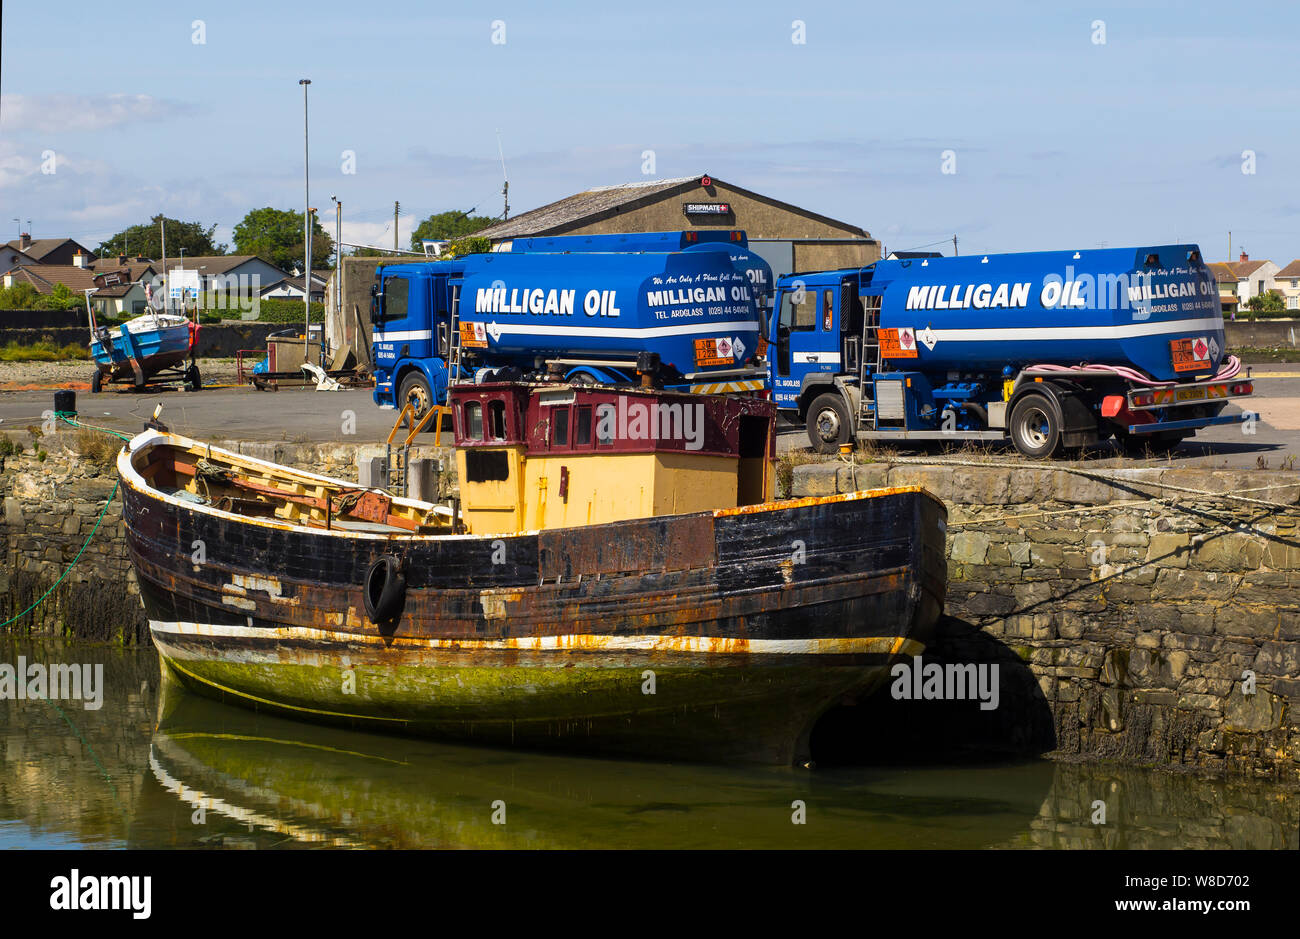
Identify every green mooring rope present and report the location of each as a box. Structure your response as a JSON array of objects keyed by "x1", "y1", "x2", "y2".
[{"x1": 0, "y1": 415, "x2": 125, "y2": 629}]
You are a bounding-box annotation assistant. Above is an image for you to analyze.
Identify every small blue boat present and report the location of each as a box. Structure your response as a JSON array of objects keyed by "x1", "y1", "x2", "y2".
[{"x1": 89, "y1": 309, "x2": 201, "y2": 393}]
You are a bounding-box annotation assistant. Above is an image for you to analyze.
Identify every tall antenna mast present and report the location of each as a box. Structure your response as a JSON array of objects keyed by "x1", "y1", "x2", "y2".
[{"x1": 496, "y1": 131, "x2": 510, "y2": 220}]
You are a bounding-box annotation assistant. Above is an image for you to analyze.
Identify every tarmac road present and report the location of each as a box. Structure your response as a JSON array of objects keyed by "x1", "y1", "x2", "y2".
[{"x1": 1, "y1": 364, "x2": 1298, "y2": 470}]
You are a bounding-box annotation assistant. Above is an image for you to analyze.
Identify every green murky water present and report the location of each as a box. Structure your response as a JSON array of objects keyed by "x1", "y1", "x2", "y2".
[{"x1": 0, "y1": 639, "x2": 1295, "y2": 850}]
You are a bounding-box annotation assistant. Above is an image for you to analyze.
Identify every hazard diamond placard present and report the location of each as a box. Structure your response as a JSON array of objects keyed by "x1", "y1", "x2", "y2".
[
  {"x1": 880, "y1": 327, "x2": 918, "y2": 359},
  {"x1": 1170, "y1": 336, "x2": 1211, "y2": 373}
]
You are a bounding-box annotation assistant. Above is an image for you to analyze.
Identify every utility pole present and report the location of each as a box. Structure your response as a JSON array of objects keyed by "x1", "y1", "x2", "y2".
[
  {"x1": 394, "y1": 201, "x2": 400, "y2": 252},
  {"x1": 300, "y1": 78, "x2": 312, "y2": 364},
  {"x1": 331, "y1": 196, "x2": 342, "y2": 319},
  {"x1": 497, "y1": 132, "x2": 510, "y2": 221},
  {"x1": 1228, "y1": 231, "x2": 1232, "y2": 261},
  {"x1": 952, "y1": 235, "x2": 958, "y2": 257},
  {"x1": 160, "y1": 218, "x2": 167, "y2": 313}
]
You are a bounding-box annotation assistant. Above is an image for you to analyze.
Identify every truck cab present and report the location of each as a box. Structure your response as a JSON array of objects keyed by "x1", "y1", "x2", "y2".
[
  {"x1": 370, "y1": 262, "x2": 465, "y2": 415},
  {"x1": 768, "y1": 246, "x2": 1256, "y2": 458}
]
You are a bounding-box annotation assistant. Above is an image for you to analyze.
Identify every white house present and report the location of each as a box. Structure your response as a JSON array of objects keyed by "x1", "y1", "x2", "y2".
[
  {"x1": 1273, "y1": 260, "x2": 1300, "y2": 312},
  {"x1": 1225, "y1": 252, "x2": 1280, "y2": 306}
]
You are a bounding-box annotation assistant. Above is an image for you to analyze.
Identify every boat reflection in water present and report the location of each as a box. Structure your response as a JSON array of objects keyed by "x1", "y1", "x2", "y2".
[{"x1": 142, "y1": 676, "x2": 1056, "y2": 850}]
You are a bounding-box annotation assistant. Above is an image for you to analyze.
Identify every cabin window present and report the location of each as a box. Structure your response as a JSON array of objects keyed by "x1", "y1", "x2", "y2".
[
  {"x1": 779, "y1": 286, "x2": 817, "y2": 332},
  {"x1": 552, "y1": 408, "x2": 570, "y2": 447},
  {"x1": 382, "y1": 275, "x2": 409, "y2": 321},
  {"x1": 821, "y1": 290, "x2": 833, "y2": 331},
  {"x1": 463, "y1": 401, "x2": 483, "y2": 440},
  {"x1": 465, "y1": 449, "x2": 510, "y2": 482},
  {"x1": 487, "y1": 399, "x2": 508, "y2": 440},
  {"x1": 575, "y1": 405, "x2": 593, "y2": 446}
]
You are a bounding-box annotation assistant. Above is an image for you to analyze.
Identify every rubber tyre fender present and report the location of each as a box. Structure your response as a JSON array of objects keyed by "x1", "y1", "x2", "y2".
[
  {"x1": 90, "y1": 370, "x2": 103, "y2": 394},
  {"x1": 363, "y1": 555, "x2": 406, "y2": 625}
]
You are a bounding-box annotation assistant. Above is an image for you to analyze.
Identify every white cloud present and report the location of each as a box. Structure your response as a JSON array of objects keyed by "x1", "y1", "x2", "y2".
[{"x1": 0, "y1": 94, "x2": 187, "y2": 134}]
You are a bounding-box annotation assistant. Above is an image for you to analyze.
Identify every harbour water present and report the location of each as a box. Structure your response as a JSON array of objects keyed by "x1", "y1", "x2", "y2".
[{"x1": 0, "y1": 639, "x2": 1295, "y2": 850}]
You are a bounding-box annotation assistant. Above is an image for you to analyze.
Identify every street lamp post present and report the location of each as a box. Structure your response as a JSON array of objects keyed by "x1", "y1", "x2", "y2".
[{"x1": 299, "y1": 78, "x2": 312, "y2": 364}]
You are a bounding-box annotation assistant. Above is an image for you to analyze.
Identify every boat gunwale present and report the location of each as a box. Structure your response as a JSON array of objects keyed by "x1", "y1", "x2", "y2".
[{"x1": 119, "y1": 429, "x2": 944, "y2": 542}]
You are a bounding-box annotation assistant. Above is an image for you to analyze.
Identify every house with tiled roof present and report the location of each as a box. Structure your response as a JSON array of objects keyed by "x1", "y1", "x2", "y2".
[
  {"x1": 2, "y1": 233, "x2": 96, "y2": 266},
  {"x1": 1206, "y1": 262, "x2": 1240, "y2": 314},
  {"x1": 1222, "y1": 252, "x2": 1279, "y2": 307},
  {"x1": 1272, "y1": 259, "x2": 1300, "y2": 312}
]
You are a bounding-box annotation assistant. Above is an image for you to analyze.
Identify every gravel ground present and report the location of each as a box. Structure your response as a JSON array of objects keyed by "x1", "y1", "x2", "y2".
[{"x1": 0, "y1": 357, "x2": 244, "y2": 390}]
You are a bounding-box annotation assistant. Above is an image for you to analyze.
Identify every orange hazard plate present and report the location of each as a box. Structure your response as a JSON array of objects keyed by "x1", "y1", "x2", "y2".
[
  {"x1": 460, "y1": 321, "x2": 488, "y2": 348},
  {"x1": 694, "y1": 338, "x2": 732, "y2": 367},
  {"x1": 880, "y1": 327, "x2": 918, "y2": 359},
  {"x1": 1170, "y1": 337, "x2": 1210, "y2": 373}
]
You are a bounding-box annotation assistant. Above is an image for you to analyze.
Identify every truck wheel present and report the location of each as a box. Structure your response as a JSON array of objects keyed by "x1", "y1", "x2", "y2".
[
  {"x1": 398, "y1": 372, "x2": 434, "y2": 421},
  {"x1": 806, "y1": 392, "x2": 852, "y2": 454},
  {"x1": 1009, "y1": 393, "x2": 1062, "y2": 458}
]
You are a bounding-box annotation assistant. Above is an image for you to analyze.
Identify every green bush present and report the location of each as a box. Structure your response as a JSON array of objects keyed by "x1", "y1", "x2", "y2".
[
  {"x1": 0, "y1": 340, "x2": 90, "y2": 361},
  {"x1": 255, "y1": 298, "x2": 326, "y2": 323}
]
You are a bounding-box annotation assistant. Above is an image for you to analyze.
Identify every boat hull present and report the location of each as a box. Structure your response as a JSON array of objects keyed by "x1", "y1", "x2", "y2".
[
  {"x1": 121, "y1": 439, "x2": 946, "y2": 764},
  {"x1": 91, "y1": 320, "x2": 192, "y2": 382}
]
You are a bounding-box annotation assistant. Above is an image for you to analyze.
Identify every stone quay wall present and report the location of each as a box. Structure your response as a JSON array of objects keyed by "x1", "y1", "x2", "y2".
[
  {"x1": 793, "y1": 459, "x2": 1300, "y2": 784},
  {"x1": 0, "y1": 430, "x2": 451, "y2": 644}
]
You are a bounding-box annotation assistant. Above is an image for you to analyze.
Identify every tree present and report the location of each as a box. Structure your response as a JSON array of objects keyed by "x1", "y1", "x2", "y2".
[
  {"x1": 442, "y1": 236, "x2": 492, "y2": 258},
  {"x1": 232, "y1": 207, "x2": 334, "y2": 273},
  {"x1": 410, "y1": 210, "x2": 495, "y2": 251},
  {"x1": 1244, "y1": 289, "x2": 1285, "y2": 317},
  {"x1": 97, "y1": 215, "x2": 225, "y2": 260}
]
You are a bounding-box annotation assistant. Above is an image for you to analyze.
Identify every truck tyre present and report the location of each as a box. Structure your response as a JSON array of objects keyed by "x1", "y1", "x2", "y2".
[
  {"x1": 398, "y1": 372, "x2": 434, "y2": 421},
  {"x1": 90, "y1": 371, "x2": 103, "y2": 394},
  {"x1": 807, "y1": 392, "x2": 853, "y2": 454},
  {"x1": 1009, "y1": 392, "x2": 1062, "y2": 458}
]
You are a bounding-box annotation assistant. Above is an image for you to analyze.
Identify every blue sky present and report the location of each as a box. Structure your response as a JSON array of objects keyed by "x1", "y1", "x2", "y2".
[{"x1": 2, "y1": 0, "x2": 1298, "y2": 263}]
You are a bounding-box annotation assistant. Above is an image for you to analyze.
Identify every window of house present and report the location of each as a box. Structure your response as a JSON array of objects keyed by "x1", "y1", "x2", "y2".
[{"x1": 1290, "y1": 297, "x2": 1298, "y2": 310}]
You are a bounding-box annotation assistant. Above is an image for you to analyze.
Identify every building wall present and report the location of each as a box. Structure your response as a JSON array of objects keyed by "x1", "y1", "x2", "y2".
[{"x1": 1236, "y1": 261, "x2": 1280, "y2": 304}]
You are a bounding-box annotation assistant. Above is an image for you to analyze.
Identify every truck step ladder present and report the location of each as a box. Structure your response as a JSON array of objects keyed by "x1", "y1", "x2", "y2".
[
  {"x1": 446, "y1": 283, "x2": 464, "y2": 387},
  {"x1": 860, "y1": 295, "x2": 883, "y2": 427}
]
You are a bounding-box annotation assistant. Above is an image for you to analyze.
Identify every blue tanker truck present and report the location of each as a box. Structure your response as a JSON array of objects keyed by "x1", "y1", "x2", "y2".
[
  {"x1": 773, "y1": 244, "x2": 1256, "y2": 456},
  {"x1": 370, "y1": 231, "x2": 770, "y2": 414}
]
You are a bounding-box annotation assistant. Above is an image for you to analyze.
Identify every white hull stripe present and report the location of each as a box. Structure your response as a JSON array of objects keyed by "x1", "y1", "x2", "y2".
[
  {"x1": 150, "y1": 619, "x2": 919, "y2": 657},
  {"x1": 486, "y1": 320, "x2": 758, "y2": 340},
  {"x1": 920, "y1": 317, "x2": 1222, "y2": 343},
  {"x1": 372, "y1": 329, "x2": 434, "y2": 342}
]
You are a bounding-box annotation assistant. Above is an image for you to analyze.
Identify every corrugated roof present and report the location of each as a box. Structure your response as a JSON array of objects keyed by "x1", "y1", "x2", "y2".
[{"x1": 474, "y1": 175, "x2": 870, "y2": 241}]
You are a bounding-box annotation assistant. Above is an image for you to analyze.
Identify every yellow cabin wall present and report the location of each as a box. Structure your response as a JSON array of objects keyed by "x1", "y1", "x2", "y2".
[{"x1": 457, "y1": 449, "x2": 745, "y2": 534}]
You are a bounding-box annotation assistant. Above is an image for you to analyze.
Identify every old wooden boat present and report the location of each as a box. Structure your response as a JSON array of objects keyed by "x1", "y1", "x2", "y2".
[
  {"x1": 90, "y1": 310, "x2": 200, "y2": 392},
  {"x1": 119, "y1": 381, "x2": 946, "y2": 764}
]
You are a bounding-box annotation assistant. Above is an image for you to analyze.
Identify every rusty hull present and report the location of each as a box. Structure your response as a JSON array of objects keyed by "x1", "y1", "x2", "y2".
[{"x1": 122, "y1": 445, "x2": 946, "y2": 763}]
